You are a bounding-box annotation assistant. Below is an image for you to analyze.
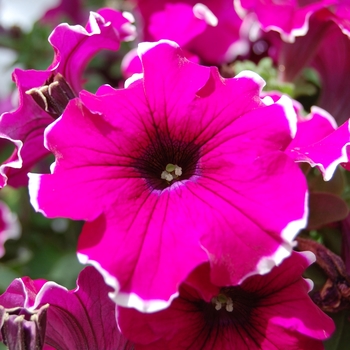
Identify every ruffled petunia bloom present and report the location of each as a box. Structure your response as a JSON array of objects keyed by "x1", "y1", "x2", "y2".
[
  {"x1": 118, "y1": 251, "x2": 335, "y2": 349},
  {"x1": 0, "y1": 200, "x2": 21, "y2": 258},
  {"x1": 0, "y1": 266, "x2": 134, "y2": 350},
  {"x1": 29, "y1": 40, "x2": 308, "y2": 311},
  {"x1": 0, "y1": 9, "x2": 135, "y2": 188}
]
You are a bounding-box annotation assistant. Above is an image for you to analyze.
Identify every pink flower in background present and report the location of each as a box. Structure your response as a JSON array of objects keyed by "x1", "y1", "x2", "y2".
[
  {"x1": 311, "y1": 22, "x2": 350, "y2": 125},
  {"x1": 234, "y1": 0, "x2": 335, "y2": 42},
  {"x1": 0, "y1": 201, "x2": 21, "y2": 258},
  {"x1": 129, "y1": 0, "x2": 249, "y2": 64},
  {"x1": 118, "y1": 251, "x2": 334, "y2": 349},
  {"x1": 43, "y1": 0, "x2": 84, "y2": 25},
  {"x1": 0, "y1": 9, "x2": 135, "y2": 188},
  {"x1": 249, "y1": 1, "x2": 350, "y2": 125},
  {"x1": 29, "y1": 40, "x2": 307, "y2": 311},
  {"x1": 0, "y1": 266, "x2": 134, "y2": 349},
  {"x1": 272, "y1": 17, "x2": 350, "y2": 125}
]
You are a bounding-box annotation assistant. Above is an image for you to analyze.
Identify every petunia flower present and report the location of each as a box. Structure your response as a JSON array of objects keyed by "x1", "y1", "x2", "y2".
[
  {"x1": 29, "y1": 40, "x2": 308, "y2": 311},
  {"x1": 0, "y1": 9, "x2": 135, "y2": 188},
  {"x1": 0, "y1": 266, "x2": 134, "y2": 350},
  {"x1": 117, "y1": 251, "x2": 335, "y2": 349},
  {"x1": 0, "y1": 200, "x2": 21, "y2": 258},
  {"x1": 128, "y1": 0, "x2": 249, "y2": 64}
]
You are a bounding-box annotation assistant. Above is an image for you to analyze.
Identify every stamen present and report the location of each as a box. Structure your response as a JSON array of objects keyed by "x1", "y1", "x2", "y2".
[
  {"x1": 226, "y1": 298, "x2": 234, "y2": 312},
  {"x1": 212, "y1": 297, "x2": 222, "y2": 310},
  {"x1": 174, "y1": 165, "x2": 182, "y2": 176},
  {"x1": 161, "y1": 171, "x2": 174, "y2": 182},
  {"x1": 161, "y1": 164, "x2": 182, "y2": 183},
  {"x1": 211, "y1": 293, "x2": 234, "y2": 312}
]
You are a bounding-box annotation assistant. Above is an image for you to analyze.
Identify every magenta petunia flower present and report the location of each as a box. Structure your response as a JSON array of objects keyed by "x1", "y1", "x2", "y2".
[
  {"x1": 0, "y1": 200, "x2": 21, "y2": 258},
  {"x1": 128, "y1": 0, "x2": 249, "y2": 64},
  {"x1": 0, "y1": 266, "x2": 134, "y2": 350},
  {"x1": 117, "y1": 251, "x2": 335, "y2": 349},
  {"x1": 29, "y1": 40, "x2": 308, "y2": 311},
  {"x1": 0, "y1": 9, "x2": 135, "y2": 188}
]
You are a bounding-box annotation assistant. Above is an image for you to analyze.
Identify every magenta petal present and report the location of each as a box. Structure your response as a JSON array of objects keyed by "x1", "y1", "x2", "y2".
[
  {"x1": 77, "y1": 194, "x2": 209, "y2": 310},
  {"x1": 330, "y1": 2, "x2": 350, "y2": 37},
  {"x1": 287, "y1": 107, "x2": 350, "y2": 181},
  {"x1": 95, "y1": 8, "x2": 136, "y2": 42},
  {"x1": 28, "y1": 98, "x2": 136, "y2": 221},
  {"x1": 0, "y1": 277, "x2": 46, "y2": 309},
  {"x1": 138, "y1": 40, "x2": 211, "y2": 114},
  {"x1": 121, "y1": 48, "x2": 143, "y2": 79},
  {"x1": 287, "y1": 106, "x2": 337, "y2": 148},
  {"x1": 148, "y1": 3, "x2": 214, "y2": 46}
]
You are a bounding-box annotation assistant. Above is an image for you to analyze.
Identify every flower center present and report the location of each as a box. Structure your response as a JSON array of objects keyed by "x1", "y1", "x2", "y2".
[
  {"x1": 197, "y1": 286, "x2": 258, "y2": 330},
  {"x1": 135, "y1": 138, "x2": 200, "y2": 191}
]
